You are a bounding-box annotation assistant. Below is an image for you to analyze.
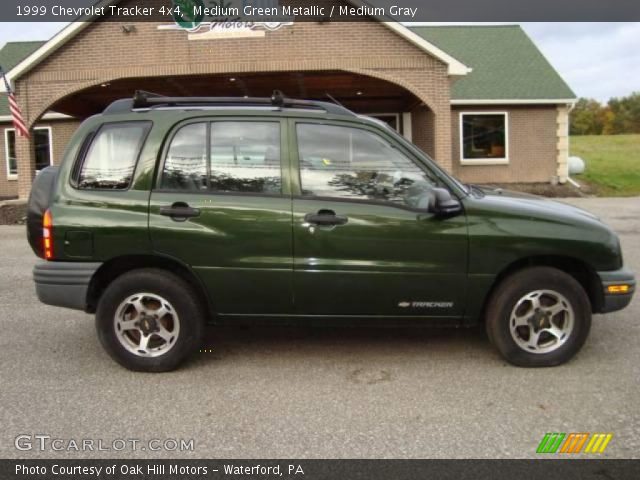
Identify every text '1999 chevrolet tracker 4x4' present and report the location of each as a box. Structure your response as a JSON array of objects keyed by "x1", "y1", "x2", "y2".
[{"x1": 27, "y1": 91, "x2": 635, "y2": 372}]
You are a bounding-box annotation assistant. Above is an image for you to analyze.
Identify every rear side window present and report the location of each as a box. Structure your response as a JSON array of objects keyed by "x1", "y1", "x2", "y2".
[
  {"x1": 162, "y1": 123, "x2": 207, "y2": 191},
  {"x1": 76, "y1": 122, "x2": 150, "y2": 190},
  {"x1": 161, "y1": 121, "x2": 281, "y2": 194}
]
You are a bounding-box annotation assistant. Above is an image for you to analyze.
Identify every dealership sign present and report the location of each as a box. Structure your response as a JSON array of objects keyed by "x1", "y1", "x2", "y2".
[{"x1": 157, "y1": 0, "x2": 294, "y2": 39}]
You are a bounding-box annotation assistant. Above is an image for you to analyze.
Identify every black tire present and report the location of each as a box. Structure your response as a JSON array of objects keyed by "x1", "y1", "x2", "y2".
[
  {"x1": 96, "y1": 269, "x2": 205, "y2": 372},
  {"x1": 485, "y1": 266, "x2": 591, "y2": 367}
]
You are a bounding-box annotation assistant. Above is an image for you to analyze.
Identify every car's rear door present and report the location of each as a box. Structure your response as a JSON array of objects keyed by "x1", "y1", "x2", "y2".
[{"x1": 149, "y1": 117, "x2": 293, "y2": 315}]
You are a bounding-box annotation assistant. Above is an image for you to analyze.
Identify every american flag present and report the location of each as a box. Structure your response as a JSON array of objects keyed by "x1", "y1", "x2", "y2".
[{"x1": 1, "y1": 65, "x2": 30, "y2": 138}]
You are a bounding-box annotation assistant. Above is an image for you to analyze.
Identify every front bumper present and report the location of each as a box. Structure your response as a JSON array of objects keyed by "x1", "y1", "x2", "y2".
[
  {"x1": 597, "y1": 267, "x2": 636, "y2": 314},
  {"x1": 33, "y1": 261, "x2": 102, "y2": 311}
]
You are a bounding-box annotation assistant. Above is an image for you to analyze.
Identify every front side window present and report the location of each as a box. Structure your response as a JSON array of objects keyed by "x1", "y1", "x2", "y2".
[
  {"x1": 461, "y1": 113, "x2": 508, "y2": 162},
  {"x1": 161, "y1": 121, "x2": 282, "y2": 194},
  {"x1": 77, "y1": 122, "x2": 149, "y2": 190},
  {"x1": 296, "y1": 123, "x2": 437, "y2": 209},
  {"x1": 4, "y1": 129, "x2": 17, "y2": 177}
]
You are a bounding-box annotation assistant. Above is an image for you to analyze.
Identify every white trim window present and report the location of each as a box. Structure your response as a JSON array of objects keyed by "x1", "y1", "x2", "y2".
[
  {"x1": 4, "y1": 126, "x2": 54, "y2": 178},
  {"x1": 460, "y1": 112, "x2": 509, "y2": 165},
  {"x1": 4, "y1": 128, "x2": 18, "y2": 179}
]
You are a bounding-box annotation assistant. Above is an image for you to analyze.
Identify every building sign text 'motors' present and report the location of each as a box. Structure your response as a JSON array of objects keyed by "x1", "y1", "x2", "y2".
[{"x1": 158, "y1": 0, "x2": 294, "y2": 40}]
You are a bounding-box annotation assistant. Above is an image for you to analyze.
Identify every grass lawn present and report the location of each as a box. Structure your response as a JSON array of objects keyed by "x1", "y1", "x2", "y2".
[{"x1": 570, "y1": 134, "x2": 640, "y2": 196}]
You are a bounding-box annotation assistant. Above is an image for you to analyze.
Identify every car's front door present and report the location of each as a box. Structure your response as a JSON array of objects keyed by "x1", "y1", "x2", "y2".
[
  {"x1": 149, "y1": 118, "x2": 293, "y2": 315},
  {"x1": 290, "y1": 120, "x2": 468, "y2": 320}
]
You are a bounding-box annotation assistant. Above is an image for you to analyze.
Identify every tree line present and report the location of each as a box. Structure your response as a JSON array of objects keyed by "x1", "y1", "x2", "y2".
[{"x1": 570, "y1": 92, "x2": 640, "y2": 135}]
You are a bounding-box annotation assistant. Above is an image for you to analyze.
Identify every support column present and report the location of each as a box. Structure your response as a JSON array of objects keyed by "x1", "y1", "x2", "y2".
[
  {"x1": 16, "y1": 132, "x2": 36, "y2": 200},
  {"x1": 556, "y1": 105, "x2": 570, "y2": 184},
  {"x1": 411, "y1": 105, "x2": 435, "y2": 158},
  {"x1": 411, "y1": 101, "x2": 453, "y2": 173},
  {"x1": 432, "y1": 102, "x2": 453, "y2": 173}
]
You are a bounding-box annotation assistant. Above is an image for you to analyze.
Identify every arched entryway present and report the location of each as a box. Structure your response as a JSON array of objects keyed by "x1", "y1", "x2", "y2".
[{"x1": 48, "y1": 70, "x2": 432, "y2": 136}]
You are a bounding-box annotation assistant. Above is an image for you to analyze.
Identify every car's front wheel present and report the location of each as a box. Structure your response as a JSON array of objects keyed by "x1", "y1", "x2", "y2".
[
  {"x1": 96, "y1": 269, "x2": 204, "y2": 372},
  {"x1": 486, "y1": 266, "x2": 592, "y2": 367}
]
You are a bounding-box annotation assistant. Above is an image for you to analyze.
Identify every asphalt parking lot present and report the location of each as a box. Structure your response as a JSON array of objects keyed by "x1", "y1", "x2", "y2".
[{"x1": 0, "y1": 197, "x2": 638, "y2": 459}]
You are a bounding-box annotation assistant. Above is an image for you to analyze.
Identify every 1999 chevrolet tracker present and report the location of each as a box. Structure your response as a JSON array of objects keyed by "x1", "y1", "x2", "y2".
[{"x1": 27, "y1": 91, "x2": 635, "y2": 372}]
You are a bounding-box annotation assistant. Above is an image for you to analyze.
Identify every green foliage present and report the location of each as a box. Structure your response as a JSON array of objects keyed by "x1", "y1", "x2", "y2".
[
  {"x1": 606, "y1": 93, "x2": 640, "y2": 135},
  {"x1": 570, "y1": 92, "x2": 640, "y2": 136},
  {"x1": 571, "y1": 134, "x2": 640, "y2": 196},
  {"x1": 570, "y1": 98, "x2": 606, "y2": 135}
]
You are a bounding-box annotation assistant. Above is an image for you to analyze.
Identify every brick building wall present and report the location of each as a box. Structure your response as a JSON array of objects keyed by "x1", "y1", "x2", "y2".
[
  {"x1": 451, "y1": 105, "x2": 558, "y2": 184},
  {"x1": 47, "y1": 120, "x2": 81, "y2": 166},
  {"x1": 411, "y1": 105, "x2": 436, "y2": 158}
]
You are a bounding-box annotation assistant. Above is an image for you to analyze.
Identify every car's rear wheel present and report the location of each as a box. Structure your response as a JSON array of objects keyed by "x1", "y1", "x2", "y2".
[
  {"x1": 486, "y1": 266, "x2": 591, "y2": 367},
  {"x1": 96, "y1": 269, "x2": 204, "y2": 372}
]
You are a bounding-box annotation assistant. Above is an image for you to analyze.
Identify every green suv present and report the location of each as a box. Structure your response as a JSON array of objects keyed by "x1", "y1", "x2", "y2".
[{"x1": 28, "y1": 91, "x2": 635, "y2": 371}]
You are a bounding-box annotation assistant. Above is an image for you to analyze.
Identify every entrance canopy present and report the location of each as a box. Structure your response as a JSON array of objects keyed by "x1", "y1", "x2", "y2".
[{"x1": 49, "y1": 70, "x2": 419, "y2": 119}]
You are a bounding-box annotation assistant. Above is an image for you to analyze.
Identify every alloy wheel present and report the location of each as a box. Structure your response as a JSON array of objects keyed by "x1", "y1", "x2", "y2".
[
  {"x1": 113, "y1": 293, "x2": 180, "y2": 357},
  {"x1": 509, "y1": 289, "x2": 574, "y2": 354}
]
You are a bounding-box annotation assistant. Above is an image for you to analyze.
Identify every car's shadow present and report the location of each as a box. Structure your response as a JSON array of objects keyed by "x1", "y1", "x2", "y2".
[{"x1": 187, "y1": 324, "x2": 497, "y2": 368}]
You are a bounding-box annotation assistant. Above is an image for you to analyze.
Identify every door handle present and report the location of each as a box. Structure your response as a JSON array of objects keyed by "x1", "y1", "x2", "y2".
[
  {"x1": 304, "y1": 209, "x2": 348, "y2": 226},
  {"x1": 159, "y1": 202, "x2": 200, "y2": 221}
]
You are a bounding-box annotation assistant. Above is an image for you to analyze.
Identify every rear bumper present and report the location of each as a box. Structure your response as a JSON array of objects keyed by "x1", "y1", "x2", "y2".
[
  {"x1": 597, "y1": 267, "x2": 636, "y2": 314},
  {"x1": 33, "y1": 261, "x2": 102, "y2": 311}
]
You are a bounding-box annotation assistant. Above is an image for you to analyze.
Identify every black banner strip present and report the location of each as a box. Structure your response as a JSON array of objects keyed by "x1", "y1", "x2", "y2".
[
  {"x1": 1, "y1": 0, "x2": 640, "y2": 22},
  {"x1": 1, "y1": 459, "x2": 639, "y2": 480}
]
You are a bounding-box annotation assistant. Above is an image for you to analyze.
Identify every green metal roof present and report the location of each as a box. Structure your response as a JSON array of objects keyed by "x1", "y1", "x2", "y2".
[
  {"x1": 411, "y1": 25, "x2": 576, "y2": 101},
  {"x1": 0, "y1": 41, "x2": 45, "y2": 116}
]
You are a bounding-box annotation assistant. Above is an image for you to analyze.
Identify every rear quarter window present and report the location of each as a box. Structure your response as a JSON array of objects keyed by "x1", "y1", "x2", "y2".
[{"x1": 73, "y1": 122, "x2": 151, "y2": 190}]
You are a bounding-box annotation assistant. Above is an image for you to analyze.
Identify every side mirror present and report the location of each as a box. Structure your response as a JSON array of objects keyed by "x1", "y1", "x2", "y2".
[{"x1": 432, "y1": 188, "x2": 462, "y2": 217}]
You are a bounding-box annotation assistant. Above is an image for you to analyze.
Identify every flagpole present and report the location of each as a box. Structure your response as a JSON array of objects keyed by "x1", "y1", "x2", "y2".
[{"x1": 0, "y1": 64, "x2": 31, "y2": 138}]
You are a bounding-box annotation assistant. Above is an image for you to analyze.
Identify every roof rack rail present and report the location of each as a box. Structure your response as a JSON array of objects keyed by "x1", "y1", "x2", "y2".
[{"x1": 103, "y1": 90, "x2": 355, "y2": 117}]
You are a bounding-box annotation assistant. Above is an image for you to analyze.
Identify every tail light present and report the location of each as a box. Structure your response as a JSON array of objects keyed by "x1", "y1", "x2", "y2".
[{"x1": 43, "y1": 209, "x2": 53, "y2": 260}]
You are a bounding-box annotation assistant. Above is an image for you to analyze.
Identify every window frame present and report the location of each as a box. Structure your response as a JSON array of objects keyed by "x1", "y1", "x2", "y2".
[
  {"x1": 368, "y1": 113, "x2": 401, "y2": 133},
  {"x1": 291, "y1": 119, "x2": 445, "y2": 212},
  {"x1": 4, "y1": 126, "x2": 54, "y2": 179},
  {"x1": 71, "y1": 121, "x2": 152, "y2": 192},
  {"x1": 33, "y1": 126, "x2": 54, "y2": 172},
  {"x1": 4, "y1": 128, "x2": 18, "y2": 180},
  {"x1": 459, "y1": 111, "x2": 509, "y2": 166},
  {"x1": 155, "y1": 118, "x2": 288, "y2": 198}
]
